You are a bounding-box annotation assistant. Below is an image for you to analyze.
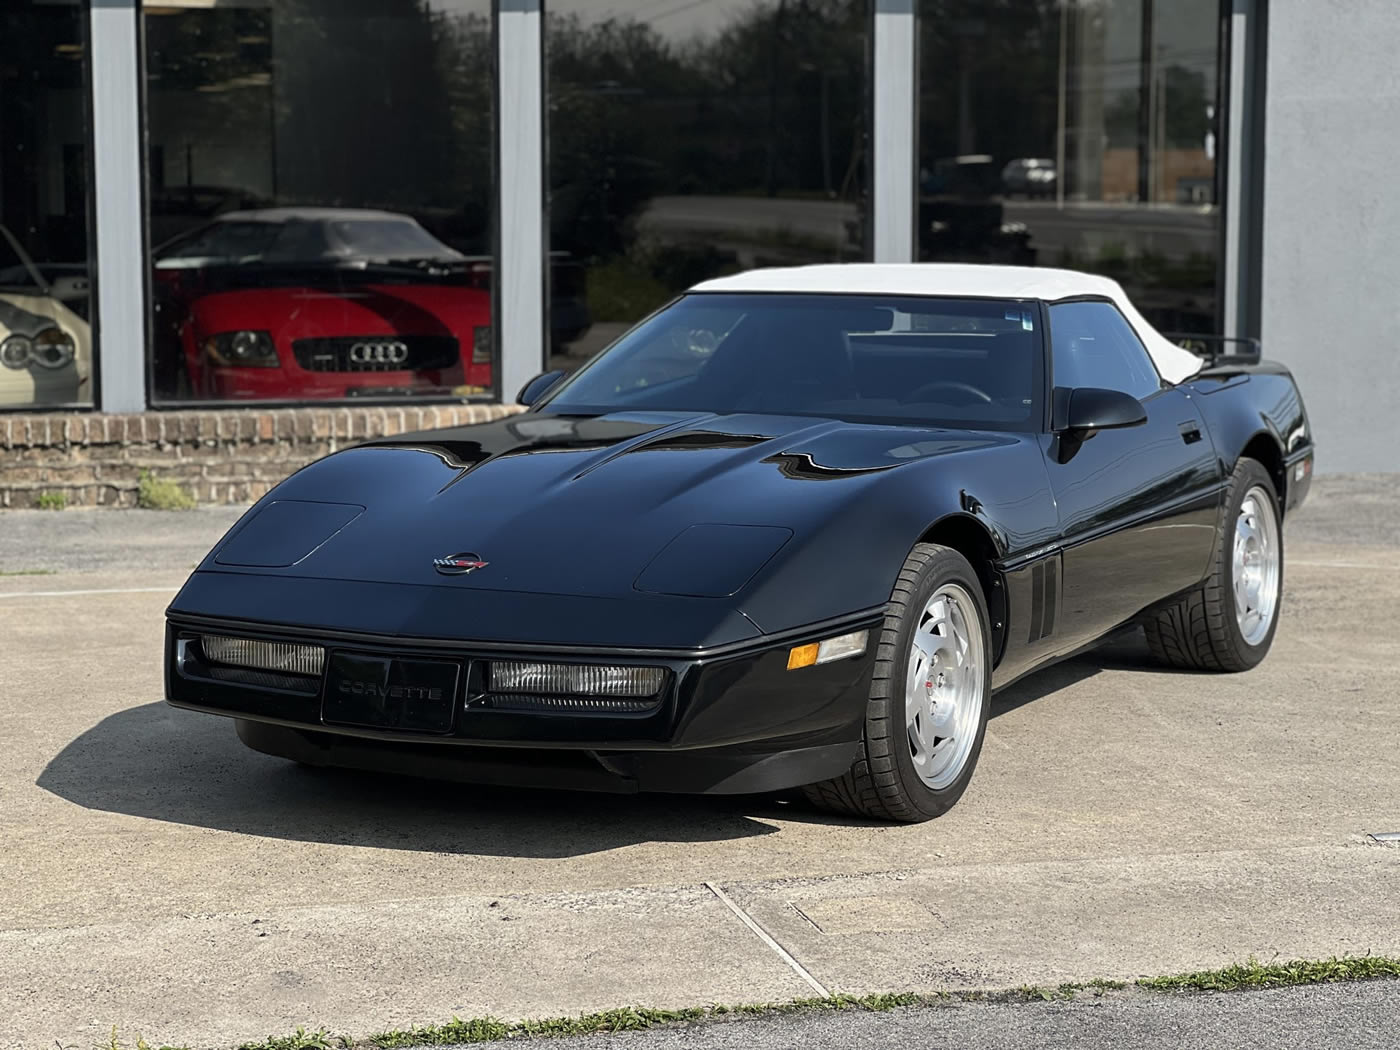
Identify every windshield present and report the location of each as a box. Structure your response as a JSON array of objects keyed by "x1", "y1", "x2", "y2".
[
  {"x1": 542, "y1": 293, "x2": 1045, "y2": 430},
  {"x1": 323, "y1": 219, "x2": 461, "y2": 261}
]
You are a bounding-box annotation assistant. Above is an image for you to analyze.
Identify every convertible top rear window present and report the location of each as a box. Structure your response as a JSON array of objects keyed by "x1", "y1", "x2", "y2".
[{"x1": 543, "y1": 293, "x2": 1045, "y2": 431}]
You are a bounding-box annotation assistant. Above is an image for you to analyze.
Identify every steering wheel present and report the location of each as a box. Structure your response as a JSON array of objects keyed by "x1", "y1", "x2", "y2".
[{"x1": 901, "y1": 380, "x2": 994, "y2": 405}]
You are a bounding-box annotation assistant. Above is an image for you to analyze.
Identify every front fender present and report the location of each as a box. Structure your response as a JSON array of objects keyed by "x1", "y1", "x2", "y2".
[{"x1": 738, "y1": 435, "x2": 1057, "y2": 633}]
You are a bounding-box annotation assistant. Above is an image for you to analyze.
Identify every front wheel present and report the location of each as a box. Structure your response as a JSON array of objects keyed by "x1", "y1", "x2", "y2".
[
  {"x1": 803, "y1": 543, "x2": 992, "y2": 822},
  {"x1": 1143, "y1": 457, "x2": 1283, "y2": 672}
]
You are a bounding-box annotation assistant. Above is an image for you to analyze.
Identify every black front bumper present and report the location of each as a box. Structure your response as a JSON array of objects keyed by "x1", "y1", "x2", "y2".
[{"x1": 164, "y1": 614, "x2": 880, "y2": 795}]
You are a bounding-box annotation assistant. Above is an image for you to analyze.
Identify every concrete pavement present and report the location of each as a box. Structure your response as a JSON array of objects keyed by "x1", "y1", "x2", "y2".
[{"x1": 1, "y1": 475, "x2": 1398, "y2": 1048}]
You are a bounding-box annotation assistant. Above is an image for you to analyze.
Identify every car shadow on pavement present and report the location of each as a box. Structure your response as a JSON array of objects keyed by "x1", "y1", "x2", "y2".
[
  {"x1": 37, "y1": 636, "x2": 1158, "y2": 854},
  {"x1": 36, "y1": 701, "x2": 791, "y2": 857},
  {"x1": 989, "y1": 627, "x2": 1165, "y2": 718}
]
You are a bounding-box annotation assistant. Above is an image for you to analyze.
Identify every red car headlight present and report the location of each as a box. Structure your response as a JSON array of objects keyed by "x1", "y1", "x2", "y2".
[
  {"x1": 204, "y1": 330, "x2": 279, "y2": 367},
  {"x1": 0, "y1": 335, "x2": 33, "y2": 370},
  {"x1": 32, "y1": 328, "x2": 76, "y2": 370}
]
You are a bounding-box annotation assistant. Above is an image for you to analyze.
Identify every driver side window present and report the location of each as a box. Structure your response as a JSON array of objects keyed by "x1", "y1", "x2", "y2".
[{"x1": 1048, "y1": 301, "x2": 1162, "y2": 400}]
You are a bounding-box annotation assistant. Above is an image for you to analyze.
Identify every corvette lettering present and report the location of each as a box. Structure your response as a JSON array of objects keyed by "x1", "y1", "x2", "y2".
[{"x1": 337, "y1": 680, "x2": 443, "y2": 701}]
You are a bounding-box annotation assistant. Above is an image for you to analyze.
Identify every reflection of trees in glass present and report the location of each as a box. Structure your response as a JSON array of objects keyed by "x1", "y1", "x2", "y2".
[
  {"x1": 917, "y1": 0, "x2": 1061, "y2": 165},
  {"x1": 548, "y1": 1, "x2": 868, "y2": 316},
  {"x1": 914, "y1": 0, "x2": 1221, "y2": 332},
  {"x1": 548, "y1": 16, "x2": 684, "y2": 260},
  {"x1": 146, "y1": 1, "x2": 493, "y2": 252},
  {"x1": 1104, "y1": 65, "x2": 1210, "y2": 148},
  {"x1": 273, "y1": 2, "x2": 484, "y2": 214}
]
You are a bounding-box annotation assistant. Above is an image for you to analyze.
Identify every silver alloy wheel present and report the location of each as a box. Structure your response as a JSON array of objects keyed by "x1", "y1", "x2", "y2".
[
  {"x1": 904, "y1": 583, "x2": 985, "y2": 790},
  {"x1": 1233, "y1": 485, "x2": 1282, "y2": 646}
]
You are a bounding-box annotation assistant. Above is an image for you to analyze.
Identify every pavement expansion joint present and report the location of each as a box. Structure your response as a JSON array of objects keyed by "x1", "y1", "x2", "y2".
[{"x1": 704, "y1": 881, "x2": 831, "y2": 998}]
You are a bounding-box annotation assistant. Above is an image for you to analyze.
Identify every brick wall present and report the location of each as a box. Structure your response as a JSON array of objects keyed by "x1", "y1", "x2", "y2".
[{"x1": 0, "y1": 403, "x2": 523, "y2": 509}]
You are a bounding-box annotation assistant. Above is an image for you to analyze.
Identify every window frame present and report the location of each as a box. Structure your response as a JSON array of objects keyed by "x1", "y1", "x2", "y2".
[
  {"x1": 0, "y1": 0, "x2": 101, "y2": 414},
  {"x1": 137, "y1": 1, "x2": 503, "y2": 411},
  {"x1": 1043, "y1": 294, "x2": 1170, "y2": 406}
]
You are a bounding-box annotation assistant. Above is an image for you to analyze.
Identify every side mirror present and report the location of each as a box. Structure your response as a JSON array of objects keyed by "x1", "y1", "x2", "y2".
[
  {"x1": 1054, "y1": 386, "x2": 1148, "y2": 435},
  {"x1": 516, "y1": 369, "x2": 566, "y2": 407}
]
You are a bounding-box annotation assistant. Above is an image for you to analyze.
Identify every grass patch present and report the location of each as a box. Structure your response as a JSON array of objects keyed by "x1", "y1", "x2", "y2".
[
  {"x1": 365, "y1": 996, "x2": 932, "y2": 1047},
  {"x1": 238, "y1": 1027, "x2": 344, "y2": 1050},
  {"x1": 36, "y1": 490, "x2": 67, "y2": 510},
  {"x1": 100, "y1": 1024, "x2": 191, "y2": 1050},
  {"x1": 137, "y1": 471, "x2": 196, "y2": 511},
  {"x1": 0, "y1": 568, "x2": 57, "y2": 576},
  {"x1": 584, "y1": 258, "x2": 672, "y2": 324},
  {"x1": 1138, "y1": 955, "x2": 1400, "y2": 993}
]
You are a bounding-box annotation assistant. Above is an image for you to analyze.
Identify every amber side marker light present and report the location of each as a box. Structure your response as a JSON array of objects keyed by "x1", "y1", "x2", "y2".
[{"x1": 787, "y1": 630, "x2": 869, "y2": 670}]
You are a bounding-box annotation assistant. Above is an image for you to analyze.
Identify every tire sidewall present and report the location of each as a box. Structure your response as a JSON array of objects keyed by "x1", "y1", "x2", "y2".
[
  {"x1": 1220, "y1": 460, "x2": 1284, "y2": 668},
  {"x1": 880, "y1": 547, "x2": 993, "y2": 819}
]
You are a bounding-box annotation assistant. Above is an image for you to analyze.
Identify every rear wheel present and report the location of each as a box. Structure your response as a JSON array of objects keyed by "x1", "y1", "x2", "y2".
[
  {"x1": 1143, "y1": 458, "x2": 1283, "y2": 671},
  {"x1": 802, "y1": 543, "x2": 992, "y2": 822}
]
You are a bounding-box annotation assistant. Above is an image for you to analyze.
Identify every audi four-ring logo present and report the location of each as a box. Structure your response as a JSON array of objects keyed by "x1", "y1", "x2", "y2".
[{"x1": 349, "y1": 340, "x2": 409, "y2": 364}]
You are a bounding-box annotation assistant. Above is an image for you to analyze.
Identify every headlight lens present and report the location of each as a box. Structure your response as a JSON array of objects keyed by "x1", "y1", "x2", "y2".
[
  {"x1": 0, "y1": 335, "x2": 32, "y2": 370},
  {"x1": 472, "y1": 325, "x2": 491, "y2": 364},
  {"x1": 31, "y1": 328, "x2": 75, "y2": 370},
  {"x1": 205, "y1": 330, "x2": 279, "y2": 367},
  {"x1": 200, "y1": 634, "x2": 325, "y2": 677},
  {"x1": 489, "y1": 660, "x2": 666, "y2": 697}
]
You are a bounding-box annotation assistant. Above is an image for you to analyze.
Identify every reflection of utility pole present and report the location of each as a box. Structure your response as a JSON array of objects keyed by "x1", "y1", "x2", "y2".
[
  {"x1": 800, "y1": 60, "x2": 834, "y2": 197},
  {"x1": 1055, "y1": 0, "x2": 1067, "y2": 210},
  {"x1": 1136, "y1": 0, "x2": 1154, "y2": 204},
  {"x1": 952, "y1": 18, "x2": 986, "y2": 156},
  {"x1": 1153, "y1": 56, "x2": 1166, "y2": 202},
  {"x1": 820, "y1": 69, "x2": 832, "y2": 197},
  {"x1": 765, "y1": 0, "x2": 787, "y2": 197}
]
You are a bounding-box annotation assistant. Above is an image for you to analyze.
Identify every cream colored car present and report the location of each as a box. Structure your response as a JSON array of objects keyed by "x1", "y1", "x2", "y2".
[{"x1": 0, "y1": 226, "x2": 91, "y2": 408}]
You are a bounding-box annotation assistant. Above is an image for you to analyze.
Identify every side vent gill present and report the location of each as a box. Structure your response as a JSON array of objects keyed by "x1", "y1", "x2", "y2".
[{"x1": 1027, "y1": 559, "x2": 1059, "y2": 644}]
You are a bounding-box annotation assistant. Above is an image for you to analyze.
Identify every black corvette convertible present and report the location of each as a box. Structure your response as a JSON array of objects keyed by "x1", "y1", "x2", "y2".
[{"x1": 165, "y1": 264, "x2": 1314, "y2": 822}]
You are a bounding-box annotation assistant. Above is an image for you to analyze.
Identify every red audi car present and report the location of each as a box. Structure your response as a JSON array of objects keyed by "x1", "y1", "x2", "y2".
[{"x1": 152, "y1": 208, "x2": 492, "y2": 401}]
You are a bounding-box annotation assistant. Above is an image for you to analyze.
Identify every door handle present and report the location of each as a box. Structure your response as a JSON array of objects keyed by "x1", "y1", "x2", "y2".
[{"x1": 1178, "y1": 421, "x2": 1203, "y2": 445}]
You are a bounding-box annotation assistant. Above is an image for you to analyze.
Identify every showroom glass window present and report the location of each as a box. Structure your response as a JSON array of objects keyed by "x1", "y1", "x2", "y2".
[
  {"x1": 544, "y1": 0, "x2": 871, "y2": 366},
  {"x1": 0, "y1": 2, "x2": 96, "y2": 411},
  {"x1": 918, "y1": 0, "x2": 1223, "y2": 333},
  {"x1": 143, "y1": 0, "x2": 494, "y2": 405}
]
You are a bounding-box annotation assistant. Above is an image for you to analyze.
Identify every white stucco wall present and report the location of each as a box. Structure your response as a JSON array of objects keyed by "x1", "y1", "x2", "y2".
[{"x1": 1261, "y1": 0, "x2": 1400, "y2": 472}]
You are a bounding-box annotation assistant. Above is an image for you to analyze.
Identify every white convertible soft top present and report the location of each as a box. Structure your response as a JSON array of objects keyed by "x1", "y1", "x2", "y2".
[{"x1": 690, "y1": 263, "x2": 1204, "y2": 384}]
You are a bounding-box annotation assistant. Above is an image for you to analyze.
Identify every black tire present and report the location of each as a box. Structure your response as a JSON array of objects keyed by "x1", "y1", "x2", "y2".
[
  {"x1": 1143, "y1": 458, "x2": 1283, "y2": 672},
  {"x1": 802, "y1": 543, "x2": 992, "y2": 822}
]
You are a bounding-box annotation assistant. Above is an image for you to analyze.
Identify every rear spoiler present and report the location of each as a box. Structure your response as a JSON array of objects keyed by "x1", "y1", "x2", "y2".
[{"x1": 1161, "y1": 333, "x2": 1263, "y2": 366}]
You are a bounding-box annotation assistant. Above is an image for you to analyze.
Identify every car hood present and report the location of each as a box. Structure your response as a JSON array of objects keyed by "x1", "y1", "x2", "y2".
[
  {"x1": 187, "y1": 283, "x2": 489, "y2": 338},
  {"x1": 177, "y1": 411, "x2": 1012, "y2": 645}
]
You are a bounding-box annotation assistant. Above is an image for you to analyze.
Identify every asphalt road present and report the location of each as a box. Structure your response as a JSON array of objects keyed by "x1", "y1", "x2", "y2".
[
  {"x1": 535, "y1": 982, "x2": 1400, "y2": 1050},
  {"x1": 635, "y1": 194, "x2": 1218, "y2": 262},
  {"x1": 2, "y1": 474, "x2": 1398, "y2": 1049}
]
